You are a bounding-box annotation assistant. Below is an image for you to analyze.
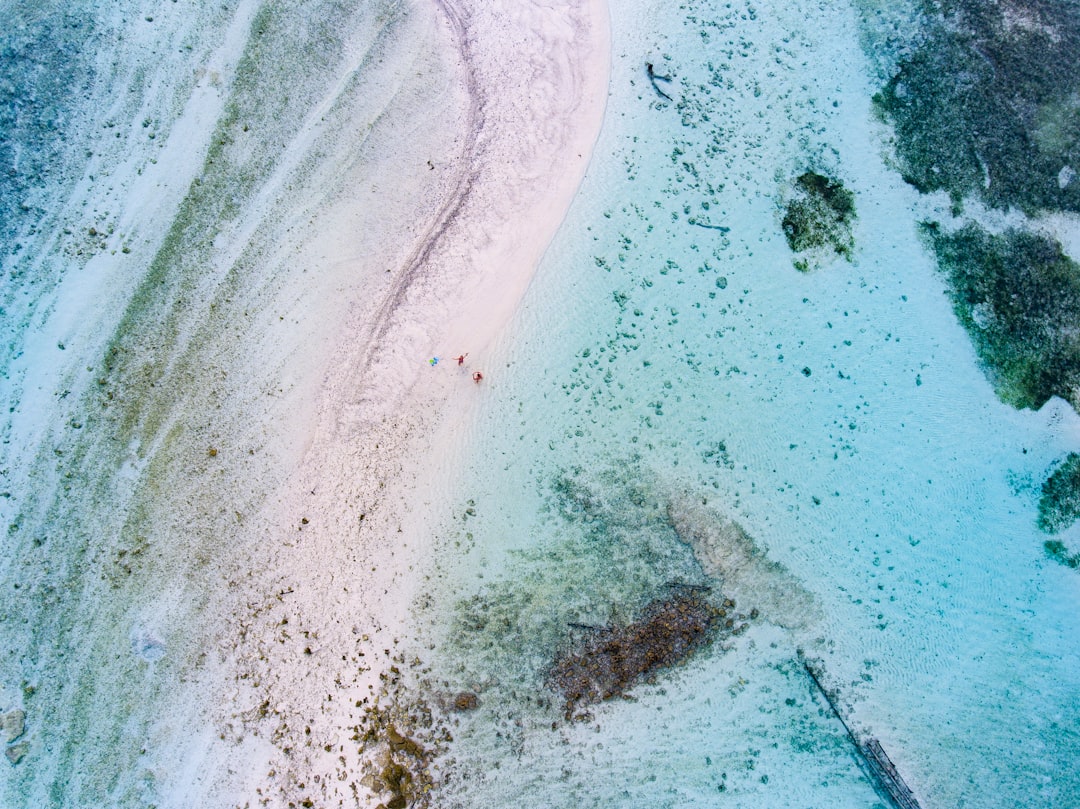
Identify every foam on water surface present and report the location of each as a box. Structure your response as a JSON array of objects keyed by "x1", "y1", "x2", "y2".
[{"x1": 412, "y1": 0, "x2": 1080, "y2": 806}]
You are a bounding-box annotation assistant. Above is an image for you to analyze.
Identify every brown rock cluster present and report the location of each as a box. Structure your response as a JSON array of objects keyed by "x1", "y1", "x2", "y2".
[
  {"x1": 355, "y1": 696, "x2": 448, "y2": 809},
  {"x1": 548, "y1": 590, "x2": 747, "y2": 719}
]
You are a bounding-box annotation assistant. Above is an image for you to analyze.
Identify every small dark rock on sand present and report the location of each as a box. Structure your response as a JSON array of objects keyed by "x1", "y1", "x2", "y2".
[{"x1": 452, "y1": 691, "x2": 480, "y2": 711}]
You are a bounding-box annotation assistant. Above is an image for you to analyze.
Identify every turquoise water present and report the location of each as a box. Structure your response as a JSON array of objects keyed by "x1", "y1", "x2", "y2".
[
  {"x1": 2, "y1": 0, "x2": 1080, "y2": 806},
  {"x1": 415, "y1": 0, "x2": 1080, "y2": 806}
]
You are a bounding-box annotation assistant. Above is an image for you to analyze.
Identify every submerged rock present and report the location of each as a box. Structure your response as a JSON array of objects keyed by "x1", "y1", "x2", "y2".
[
  {"x1": 5, "y1": 742, "x2": 28, "y2": 766},
  {"x1": 548, "y1": 591, "x2": 730, "y2": 719},
  {"x1": 1, "y1": 708, "x2": 24, "y2": 743},
  {"x1": 923, "y1": 222, "x2": 1080, "y2": 411},
  {"x1": 781, "y1": 171, "x2": 856, "y2": 270},
  {"x1": 355, "y1": 695, "x2": 442, "y2": 809},
  {"x1": 451, "y1": 691, "x2": 479, "y2": 711},
  {"x1": 385, "y1": 725, "x2": 425, "y2": 758}
]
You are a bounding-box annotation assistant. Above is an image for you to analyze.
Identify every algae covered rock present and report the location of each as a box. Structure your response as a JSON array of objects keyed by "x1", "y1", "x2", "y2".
[
  {"x1": 872, "y1": 0, "x2": 1080, "y2": 214},
  {"x1": 923, "y1": 222, "x2": 1080, "y2": 411},
  {"x1": 781, "y1": 171, "x2": 856, "y2": 270},
  {"x1": 547, "y1": 589, "x2": 746, "y2": 719},
  {"x1": 1038, "y1": 453, "x2": 1080, "y2": 534}
]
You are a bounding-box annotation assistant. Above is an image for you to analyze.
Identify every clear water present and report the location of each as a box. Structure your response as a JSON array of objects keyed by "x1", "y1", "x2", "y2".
[
  {"x1": 2, "y1": 0, "x2": 1079, "y2": 806},
  {"x1": 414, "y1": 0, "x2": 1080, "y2": 806}
]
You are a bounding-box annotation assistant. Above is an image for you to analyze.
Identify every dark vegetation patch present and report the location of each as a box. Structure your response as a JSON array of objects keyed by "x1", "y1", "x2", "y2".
[
  {"x1": 1044, "y1": 539, "x2": 1080, "y2": 569},
  {"x1": 1038, "y1": 453, "x2": 1080, "y2": 534},
  {"x1": 867, "y1": 3, "x2": 1080, "y2": 543},
  {"x1": 922, "y1": 222, "x2": 1080, "y2": 411},
  {"x1": 781, "y1": 171, "x2": 856, "y2": 269},
  {"x1": 548, "y1": 589, "x2": 752, "y2": 720},
  {"x1": 873, "y1": 0, "x2": 1080, "y2": 214}
]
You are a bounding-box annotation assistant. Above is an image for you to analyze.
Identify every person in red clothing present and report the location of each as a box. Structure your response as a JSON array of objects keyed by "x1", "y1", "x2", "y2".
[{"x1": 472, "y1": 371, "x2": 483, "y2": 383}]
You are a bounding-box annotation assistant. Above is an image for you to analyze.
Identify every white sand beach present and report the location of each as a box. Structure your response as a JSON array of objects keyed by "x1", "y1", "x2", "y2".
[
  {"x1": 6, "y1": 0, "x2": 1080, "y2": 807},
  {"x1": 0, "y1": 0, "x2": 609, "y2": 805}
]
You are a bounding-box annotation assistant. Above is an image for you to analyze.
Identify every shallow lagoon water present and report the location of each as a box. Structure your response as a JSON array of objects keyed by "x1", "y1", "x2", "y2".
[
  {"x1": 2, "y1": 0, "x2": 1079, "y2": 806},
  {"x1": 417, "y1": 0, "x2": 1080, "y2": 806}
]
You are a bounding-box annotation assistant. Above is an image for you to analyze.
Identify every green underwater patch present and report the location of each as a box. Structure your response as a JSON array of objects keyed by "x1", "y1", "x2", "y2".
[
  {"x1": 922, "y1": 222, "x2": 1080, "y2": 412},
  {"x1": 781, "y1": 171, "x2": 856, "y2": 270},
  {"x1": 872, "y1": 0, "x2": 1080, "y2": 214},
  {"x1": 1038, "y1": 453, "x2": 1080, "y2": 535},
  {"x1": 1043, "y1": 539, "x2": 1080, "y2": 569}
]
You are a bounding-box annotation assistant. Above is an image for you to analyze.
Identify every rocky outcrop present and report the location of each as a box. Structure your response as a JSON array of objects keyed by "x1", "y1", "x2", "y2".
[{"x1": 548, "y1": 590, "x2": 749, "y2": 719}]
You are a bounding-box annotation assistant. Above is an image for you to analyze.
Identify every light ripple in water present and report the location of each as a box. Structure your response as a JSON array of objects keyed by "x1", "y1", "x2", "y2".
[{"x1": 413, "y1": 0, "x2": 1080, "y2": 806}]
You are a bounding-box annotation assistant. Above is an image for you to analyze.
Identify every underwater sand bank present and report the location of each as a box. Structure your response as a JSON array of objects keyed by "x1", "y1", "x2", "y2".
[{"x1": 165, "y1": 0, "x2": 613, "y2": 804}]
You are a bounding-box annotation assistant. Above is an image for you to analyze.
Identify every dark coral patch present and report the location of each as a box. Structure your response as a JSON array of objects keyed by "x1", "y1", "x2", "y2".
[
  {"x1": 548, "y1": 590, "x2": 746, "y2": 719},
  {"x1": 1038, "y1": 453, "x2": 1080, "y2": 534},
  {"x1": 1044, "y1": 539, "x2": 1080, "y2": 568},
  {"x1": 873, "y1": 0, "x2": 1080, "y2": 214},
  {"x1": 922, "y1": 222, "x2": 1080, "y2": 411},
  {"x1": 781, "y1": 171, "x2": 856, "y2": 269}
]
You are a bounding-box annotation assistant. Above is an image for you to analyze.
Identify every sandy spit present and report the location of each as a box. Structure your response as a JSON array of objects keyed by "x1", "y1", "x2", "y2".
[
  {"x1": 155, "y1": 0, "x2": 613, "y2": 805},
  {"x1": 0, "y1": 0, "x2": 608, "y2": 805}
]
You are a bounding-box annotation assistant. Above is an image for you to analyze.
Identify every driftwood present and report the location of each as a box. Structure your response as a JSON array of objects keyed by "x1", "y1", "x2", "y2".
[
  {"x1": 663, "y1": 580, "x2": 712, "y2": 593},
  {"x1": 646, "y1": 62, "x2": 673, "y2": 101},
  {"x1": 688, "y1": 219, "x2": 730, "y2": 233}
]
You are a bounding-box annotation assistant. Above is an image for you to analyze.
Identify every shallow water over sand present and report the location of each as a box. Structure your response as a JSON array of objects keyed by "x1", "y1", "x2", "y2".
[
  {"x1": 3, "y1": 0, "x2": 1080, "y2": 807},
  {"x1": 413, "y1": 0, "x2": 1080, "y2": 806}
]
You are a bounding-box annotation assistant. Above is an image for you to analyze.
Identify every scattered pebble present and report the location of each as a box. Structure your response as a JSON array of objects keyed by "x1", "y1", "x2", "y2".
[{"x1": 2, "y1": 708, "x2": 25, "y2": 743}]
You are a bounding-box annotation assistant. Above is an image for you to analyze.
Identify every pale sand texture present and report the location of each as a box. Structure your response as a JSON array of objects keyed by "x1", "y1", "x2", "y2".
[
  {"x1": 0, "y1": 0, "x2": 608, "y2": 806},
  {"x1": 157, "y1": 0, "x2": 613, "y2": 805}
]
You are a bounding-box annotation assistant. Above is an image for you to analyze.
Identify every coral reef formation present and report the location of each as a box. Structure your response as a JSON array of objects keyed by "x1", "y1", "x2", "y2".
[
  {"x1": 547, "y1": 589, "x2": 749, "y2": 719},
  {"x1": 1038, "y1": 453, "x2": 1080, "y2": 534},
  {"x1": 868, "y1": 1, "x2": 1080, "y2": 538},
  {"x1": 873, "y1": 0, "x2": 1080, "y2": 214},
  {"x1": 922, "y1": 222, "x2": 1080, "y2": 411},
  {"x1": 781, "y1": 171, "x2": 856, "y2": 270}
]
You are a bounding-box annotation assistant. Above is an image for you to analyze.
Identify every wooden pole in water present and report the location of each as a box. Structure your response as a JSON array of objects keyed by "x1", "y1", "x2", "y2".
[{"x1": 798, "y1": 651, "x2": 924, "y2": 809}]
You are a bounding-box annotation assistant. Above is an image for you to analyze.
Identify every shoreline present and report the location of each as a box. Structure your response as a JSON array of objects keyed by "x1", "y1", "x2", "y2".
[
  {"x1": 165, "y1": 0, "x2": 614, "y2": 804},
  {"x1": 0, "y1": 0, "x2": 610, "y2": 805}
]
